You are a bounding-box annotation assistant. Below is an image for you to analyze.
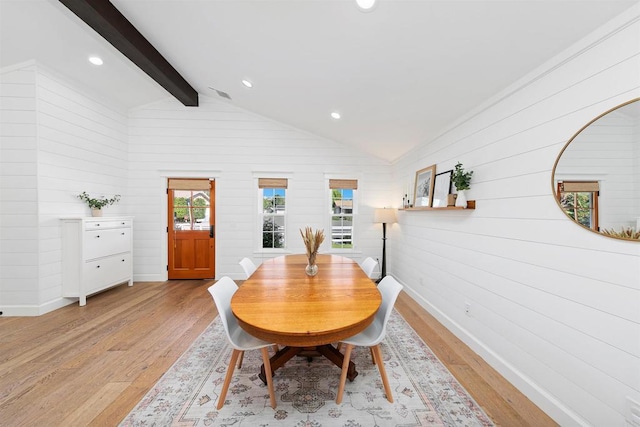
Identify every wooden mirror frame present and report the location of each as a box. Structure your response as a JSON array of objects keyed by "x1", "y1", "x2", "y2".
[{"x1": 551, "y1": 97, "x2": 640, "y2": 241}]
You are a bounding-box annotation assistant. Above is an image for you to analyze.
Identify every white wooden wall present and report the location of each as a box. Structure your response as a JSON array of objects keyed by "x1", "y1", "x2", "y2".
[
  {"x1": 127, "y1": 97, "x2": 392, "y2": 281},
  {"x1": 389, "y1": 6, "x2": 640, "y2": 426},
  {"x1": 0, "y1": 62, "x2": 128, "y2": 315},
  {"x1": 0, "y1": 63, "x2": 39, "y2": 314},
  {"x1": 0, "y1": 63, "x2": 393, "y2": 312}
]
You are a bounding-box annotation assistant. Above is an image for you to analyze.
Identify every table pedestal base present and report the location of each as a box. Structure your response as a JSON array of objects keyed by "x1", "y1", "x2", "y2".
[{"x1": 258, "y1": 344, "x2": 358, "y2": 385}]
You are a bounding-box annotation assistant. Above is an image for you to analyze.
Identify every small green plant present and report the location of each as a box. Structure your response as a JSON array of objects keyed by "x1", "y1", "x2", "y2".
[
  {"x1": 77, "y1": 192, "x2": 121, "y2": 209},
  {"x1": 451, "y1": 162, "x2": 473, "y2": 191}
]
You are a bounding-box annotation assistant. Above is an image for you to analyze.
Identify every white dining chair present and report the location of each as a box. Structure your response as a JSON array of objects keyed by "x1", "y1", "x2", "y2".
[
  {"x1": 208, "y1": 276, "x2": 277, "y2": 410},
  {"x1": 239, "y1": 257, "x2": 257, "y2": 278},
  {"x1": 335, "y1": 275, "x2": 403, "y2": 404},
  {"x1": 360, "y1": 257, "x2": 378, "y2": 279}
]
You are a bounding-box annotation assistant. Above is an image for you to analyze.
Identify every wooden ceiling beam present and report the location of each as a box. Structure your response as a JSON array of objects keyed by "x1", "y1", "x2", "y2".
[{"x1": 59, "y1": 0, "x2": 198, "y2": 107}]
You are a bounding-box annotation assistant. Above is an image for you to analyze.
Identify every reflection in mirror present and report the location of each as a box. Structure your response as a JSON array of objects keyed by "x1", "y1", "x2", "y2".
[{"x1": 553, "y1": 98, "x2": 640, "y2": 241}]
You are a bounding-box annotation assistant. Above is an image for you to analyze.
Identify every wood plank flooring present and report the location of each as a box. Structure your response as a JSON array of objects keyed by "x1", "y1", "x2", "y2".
[{"x1": 0, "y1": 280, "x2": 557, "y2": 426}]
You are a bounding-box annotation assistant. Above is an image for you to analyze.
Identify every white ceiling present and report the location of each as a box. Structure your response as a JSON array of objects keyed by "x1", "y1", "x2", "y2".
[{"x1": 1, "y1": 0, "x2": 637, "y2": 161}]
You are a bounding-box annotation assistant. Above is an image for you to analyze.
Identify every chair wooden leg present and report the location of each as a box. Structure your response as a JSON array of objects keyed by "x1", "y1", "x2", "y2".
[
  {"x1": 217, "y1": 349, "x2": 241, "y2": 409},
  {"x1": 261, "y1": 347, "x2": 277, "y2": 409},
  {"x1": 370, "y1": 347, "x2": 376, "y2": 365},
  {"x1": 271, "y1": 344, "x2": 279, "y2": 354},
  {"x1": 337, "y1": 342, "x2": 342, "y2": 351},
  {"x1": 237, "y1": 350, "x2": 245, "y2": 368},
  {"x1": 336, "y1": 344, "x2": 353, "y2": 404},
  {"x1": 372, "y1": 345, "x2": 393, "y2": 403}
]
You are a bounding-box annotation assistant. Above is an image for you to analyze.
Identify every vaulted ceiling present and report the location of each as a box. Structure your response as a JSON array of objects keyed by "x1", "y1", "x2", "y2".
[{"x1": 1, "y1": 0, "x2": 636, "y2": 161}]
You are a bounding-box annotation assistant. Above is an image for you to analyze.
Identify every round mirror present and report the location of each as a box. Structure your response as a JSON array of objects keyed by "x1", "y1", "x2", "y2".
[{"x1": 552, "y1": 98, "x2": 640, "y2": 241}]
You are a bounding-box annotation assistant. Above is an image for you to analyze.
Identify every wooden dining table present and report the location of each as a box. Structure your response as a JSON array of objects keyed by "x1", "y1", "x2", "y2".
[{"x1": 231, "y1": 253, "x2": 381, "y2": 384}]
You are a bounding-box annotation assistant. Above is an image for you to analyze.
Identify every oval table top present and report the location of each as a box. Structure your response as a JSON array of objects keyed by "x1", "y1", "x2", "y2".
[{"x1": 231, "y1": 254, "x2": 381, "y2": 347}]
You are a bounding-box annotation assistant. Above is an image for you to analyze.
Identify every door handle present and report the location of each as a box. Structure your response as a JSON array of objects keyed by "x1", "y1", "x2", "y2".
[{"x1": 210, "y1": 225, "x2": 214, "y2": 238}]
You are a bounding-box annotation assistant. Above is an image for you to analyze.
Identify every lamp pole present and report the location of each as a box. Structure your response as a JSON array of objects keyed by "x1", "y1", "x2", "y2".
[
  {"x1": 373, "y1": 208, "x2": 397, "y2": 283},
  {"x1": 378, "y1": 221, "x2": 388, "y2": 283}
]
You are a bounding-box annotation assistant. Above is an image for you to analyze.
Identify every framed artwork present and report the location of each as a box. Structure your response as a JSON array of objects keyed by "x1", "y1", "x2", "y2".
[
  {"x1": 432, "y1": 170, "x2": 453, "y2": 207},
  {"x1": 414, "y1": 165, "x2": 436, "y2": 207}
]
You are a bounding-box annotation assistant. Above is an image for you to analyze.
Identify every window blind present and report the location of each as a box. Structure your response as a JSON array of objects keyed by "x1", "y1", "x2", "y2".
[
  {"x1": 168, "y1": 178, "x2": 211, "y2": 190},
  {"x1": 329, "y1": 179, "x2": 358, "y2": 190},
  {"x1": 258, "y1": 178, "x2": 288, "y2": 188},
  {"x1": 560, "y1": 181, "x2": 599, "y2": 192}
]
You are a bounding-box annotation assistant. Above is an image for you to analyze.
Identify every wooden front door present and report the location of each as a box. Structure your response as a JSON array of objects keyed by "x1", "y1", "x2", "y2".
[{"x1": 168, "y1": 179, "x2": 215, "y2": 279}]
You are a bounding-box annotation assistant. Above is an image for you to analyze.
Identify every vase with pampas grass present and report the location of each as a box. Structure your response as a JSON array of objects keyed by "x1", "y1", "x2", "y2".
[{"x1": 300, "y1": 227, "x2": 324, "y2": 276}]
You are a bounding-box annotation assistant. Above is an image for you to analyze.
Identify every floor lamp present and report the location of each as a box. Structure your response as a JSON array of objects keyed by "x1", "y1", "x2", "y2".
[{"x1": 373, "y1": 208, "x2": 397, "y2": 282}]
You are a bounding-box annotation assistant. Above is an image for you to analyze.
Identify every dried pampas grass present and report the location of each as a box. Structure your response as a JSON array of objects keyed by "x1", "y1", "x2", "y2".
[{"x1": 300, "y1": 227, "x2": 325, "y2": 265}]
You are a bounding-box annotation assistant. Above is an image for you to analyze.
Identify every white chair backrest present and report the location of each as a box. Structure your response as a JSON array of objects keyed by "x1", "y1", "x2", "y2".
[
  {"x1": 207, "y1": 276, "x2": 240, "y2": 346},
  {"x1": 373, "y1": 276, "x2": 403, "y2": 340},
  {"x1": 239, "y1": 257, "x2": 257, "y2": 278},
  {"x1": 361, "y1": 257, "x2": 378, "y2": 278}
]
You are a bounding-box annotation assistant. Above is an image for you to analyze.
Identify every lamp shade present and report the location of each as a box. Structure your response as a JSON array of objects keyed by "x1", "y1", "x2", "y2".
[{"x1": 373, "y1": 208, "x2": 397, "y2": 224}]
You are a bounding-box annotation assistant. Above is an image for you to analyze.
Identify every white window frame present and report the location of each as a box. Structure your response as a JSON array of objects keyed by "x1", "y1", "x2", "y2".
[
  {"x1": 325, "y1": 175, "x2": 359, "y2": 253},
  {"x1": 254, "y1": 173, "x2": 292, "y2": 254},
  {"x1": 260, "y1": 186, "x2": 287, "y2": 249}
]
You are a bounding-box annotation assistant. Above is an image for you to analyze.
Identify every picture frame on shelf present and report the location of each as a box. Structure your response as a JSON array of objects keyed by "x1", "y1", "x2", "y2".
[
  {"x1": 414, "y1": 164, "x2": 436, "y2": 207},
  {"x1": 432, "y1": 170, "x2": 453, "y2": 208}
]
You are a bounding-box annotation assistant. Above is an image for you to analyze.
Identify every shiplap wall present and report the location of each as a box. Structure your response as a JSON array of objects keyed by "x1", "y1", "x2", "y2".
[
  {"x1": 389, "y1": 6, "x2": 640, "y2": 426},
  {"x1": 0, "y1": 62, "x2": 392, "y2": 312},
  {"x1": 0, "y1": 62, "x2": 128, "y2": 315},
  {"x1": 127, "y1": 97, "x2": 392, "y2": 281},
  {"x1": 0, "y1": 63, "x2": 39, "y2": 313}
]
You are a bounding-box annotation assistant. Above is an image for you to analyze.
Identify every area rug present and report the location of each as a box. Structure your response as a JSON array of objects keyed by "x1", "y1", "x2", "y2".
[{"x1": 120, "y1": 311, "x2": 494, "y2": 426}]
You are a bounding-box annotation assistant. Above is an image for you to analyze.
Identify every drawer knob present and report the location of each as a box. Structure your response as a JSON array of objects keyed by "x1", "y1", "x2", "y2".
[
  {"x1": 96, "y1": 265, "x2": 101, "y2": 268},
  {"x1": 96, "y1": 235, "x2": 100, "y2": 238}
]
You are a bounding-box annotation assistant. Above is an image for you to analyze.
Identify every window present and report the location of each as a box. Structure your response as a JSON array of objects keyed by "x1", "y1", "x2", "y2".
[
  {"x1": 330, "y1": 179, "x2": 357, "y2": 249},
  {"x1": 557, "y1": 181, "x2": 599, "y2": 230},
  {"x1": 168, "y1": 178, "x2": 211, "y2": 231},
  {"x1": 259, "y1": 178, "x2": 287, "y2": 249}
]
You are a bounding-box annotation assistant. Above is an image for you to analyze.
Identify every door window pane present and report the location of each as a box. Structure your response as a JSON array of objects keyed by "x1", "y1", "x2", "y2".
[
  {"x1": 173, "y1": 189, "x2": 210, "y2": 231},
  {"x1": 560, "y1": 191, "x2": 597, "y2": 229}
]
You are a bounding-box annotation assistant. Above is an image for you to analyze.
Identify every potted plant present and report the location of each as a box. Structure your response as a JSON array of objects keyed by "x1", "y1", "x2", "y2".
[
  {"x1": 77, "y1": 191, "x2": 121, "y2": 217},
  {"x1": 451, "y1": 162, "x2": 473, "y2": 208}
]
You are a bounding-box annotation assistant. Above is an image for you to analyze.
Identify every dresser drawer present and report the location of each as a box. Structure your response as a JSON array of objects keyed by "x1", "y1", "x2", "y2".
[
  {"x1": 83, "y1": 253, "x2": 132, "y2": 294},
  {"x1": 85, "y1": 219, "x2": 132, "y2": 231},
  {"x1": 84, "y1": 228, "x2": 131, "y2": 260}
]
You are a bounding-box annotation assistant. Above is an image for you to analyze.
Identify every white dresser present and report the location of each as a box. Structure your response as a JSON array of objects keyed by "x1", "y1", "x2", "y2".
[{"x1": 62, "y1": 216, "x2": 134, "y2": 306}]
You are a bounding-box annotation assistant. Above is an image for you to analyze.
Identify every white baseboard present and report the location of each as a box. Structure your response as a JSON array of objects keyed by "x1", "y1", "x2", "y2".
[
  {"x1": 397, "y1": 278, "x2": 588, "y2": 427},
  {"x1": 0, "y1": 298, "x2": 74, "y2": 317}
]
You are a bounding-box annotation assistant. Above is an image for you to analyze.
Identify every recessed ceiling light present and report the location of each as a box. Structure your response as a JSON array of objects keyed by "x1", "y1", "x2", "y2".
[
  {"x1": 241, "y1": 79, "x2": 253, "y2": 88},
  {"x1": 356, "y1": 0, "x2": 377, "y2": 12},
  {"x1": 88, "y1": 56, "x2": 103, "y2": 65},
  {"x1": 331, "y1": 112, "x2": 341, "y2": 120}
]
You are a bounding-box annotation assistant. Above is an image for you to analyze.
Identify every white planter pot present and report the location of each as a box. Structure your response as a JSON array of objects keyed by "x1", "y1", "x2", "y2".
[{"x1": 455, "y1": 190, "x2": 468, "y2": 208}]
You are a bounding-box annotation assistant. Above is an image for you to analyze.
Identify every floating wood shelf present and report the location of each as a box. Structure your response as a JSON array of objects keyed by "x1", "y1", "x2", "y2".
[{"x1": 400, "y1": 200, "x2": 476, "y2": 210}]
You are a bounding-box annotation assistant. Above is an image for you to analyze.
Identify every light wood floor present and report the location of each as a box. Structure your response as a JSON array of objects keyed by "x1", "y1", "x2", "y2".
[{"x1": 0, "y1": 280, "x2": 557, "y2": 426}]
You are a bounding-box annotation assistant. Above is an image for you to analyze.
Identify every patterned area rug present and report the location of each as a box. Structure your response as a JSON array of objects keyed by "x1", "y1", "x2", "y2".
[{"x1": 120, "y1": 311, "x2": 494, "y2": 426}]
